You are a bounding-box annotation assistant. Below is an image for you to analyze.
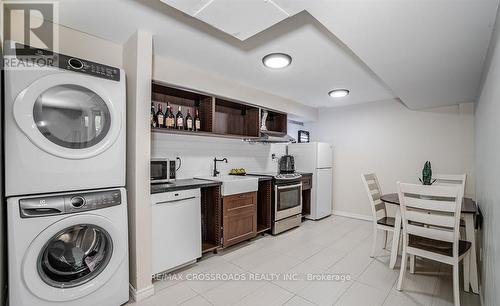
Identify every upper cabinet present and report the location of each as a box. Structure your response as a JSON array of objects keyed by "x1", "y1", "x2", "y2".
[
  {"x1": 152, "y1": 82, "x2": 213, "y2": 133},
  {"x1": 214, "y1": 98, "x2": 260, "y2": 138},
  {"x1": 261, "y1": 109, "x2": 287, "y2": 137},
  {"x1": 151, "y1": 81, "x2": 287, "y2": 140}
]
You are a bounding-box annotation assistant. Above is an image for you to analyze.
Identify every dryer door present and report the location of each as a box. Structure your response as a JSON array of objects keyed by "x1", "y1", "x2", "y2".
[
  {"x1": 22, "y1": 215, "x2": 126, "y2": 302},
  {"x1": 13, "y1": 73, "x2": 122, "y2": 159}
]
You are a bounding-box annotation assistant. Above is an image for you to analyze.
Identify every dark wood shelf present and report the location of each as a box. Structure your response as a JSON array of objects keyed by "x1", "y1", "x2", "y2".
[
  {"x1": 152, "y1": 81, "x2": 213, "y2": 132},
  {"x1": 151, "y1": 128, "x2": 260, "y2": 140},
  {"x1": 301, "y1": 175, "x2": 312, "y2": 216},
  {"x1": 214, "y1": 98, "x2": 260, "y2": 137},
  {"x1": 202, "y1": 242, "x2": 219, "y2": 254},
  {"x1": 262, "y1": 109, "x2": 287, "y2": 136},
  {"x1": 257, "y1": 225, "x2": 271, "y2": 234},
  {"x1": 257, "y1": 180, "x2": 272, "y2": 235},
  {"x1": 201, "y1": 186, "x2": 222, "y2": 253},
  {"x1": 151, "y1": 81, "x2": 290, "y2": 140}
]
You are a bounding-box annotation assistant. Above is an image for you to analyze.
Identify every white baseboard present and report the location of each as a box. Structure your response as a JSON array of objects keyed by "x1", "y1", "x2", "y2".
[
  {"x1": 332, "y1": 210, "x2": 372, "y2": 222},
  {"x1": 129, "y1": 283, "x2": 154, "y2": 302}
]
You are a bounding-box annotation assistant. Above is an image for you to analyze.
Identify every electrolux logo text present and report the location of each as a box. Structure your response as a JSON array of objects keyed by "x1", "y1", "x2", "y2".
[{"x1": 1, "y1": 1, "x2": 59, "y2": 70}]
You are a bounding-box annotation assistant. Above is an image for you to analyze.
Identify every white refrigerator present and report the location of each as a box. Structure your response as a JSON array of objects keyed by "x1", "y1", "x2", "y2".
[{"x1": 288, "y1": 142, "x2": 333, "y2": 220}]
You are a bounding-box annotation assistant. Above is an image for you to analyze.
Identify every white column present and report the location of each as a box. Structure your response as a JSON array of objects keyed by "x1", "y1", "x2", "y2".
[{"x1": 123, "y1": 30, "x2": 154, "y2": 301}]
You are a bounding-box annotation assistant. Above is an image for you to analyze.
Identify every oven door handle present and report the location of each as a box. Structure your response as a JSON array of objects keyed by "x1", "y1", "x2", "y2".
[{"x1": 276, "y1": 183, "x2": 302, "y2": 190}]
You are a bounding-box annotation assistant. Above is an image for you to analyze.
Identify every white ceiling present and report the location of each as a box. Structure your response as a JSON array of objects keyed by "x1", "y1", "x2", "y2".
[
  {"x1": 53, "y1": 0, "x2": 498, "y2": 111},
  {"x1": 168, "y1": 0, "x2": 291, "y2": 41}
]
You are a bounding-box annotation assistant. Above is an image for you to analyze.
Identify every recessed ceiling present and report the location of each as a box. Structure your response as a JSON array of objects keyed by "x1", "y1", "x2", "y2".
[
  {"x1": 162, "y1": 0, "x2": 291, "y2": 40},
  {"x1": 51, "y1": 0, "x2": 499, "y2": 111}
]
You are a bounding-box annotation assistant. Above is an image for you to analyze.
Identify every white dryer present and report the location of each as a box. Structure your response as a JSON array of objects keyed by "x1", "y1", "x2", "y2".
[
  {"x1": 4, "y1": 42, "x2": 126, "y2": 196},
  {"x1": 7, "y1": 188, "x2": 129, "y2": 306}
]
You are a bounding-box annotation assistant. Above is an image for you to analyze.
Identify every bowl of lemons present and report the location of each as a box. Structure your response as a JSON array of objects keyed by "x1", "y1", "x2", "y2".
[{"x1": 229, "y1": 168, "x2": 247, "y2": 176}]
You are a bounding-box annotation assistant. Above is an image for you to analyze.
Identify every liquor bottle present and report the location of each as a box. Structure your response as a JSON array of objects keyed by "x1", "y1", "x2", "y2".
[
  {"x1": 156, "y1": 104, "x2": 164, "y2": 128},
  {"x1": 176, "y1": 106, "x2": 184, "y2": 130},
  {"x1": 194, "y1": 109, "x2": 201, "y2": 132},
  {"x1": 185, "y1": 109, "x2": 193, "y2": 131},
  {"x1": 165, "y1": 104, "x2": 175, "y2": 128},
  {"x1": 151, "y1": 102, "x2": 157, "y2": 128}
]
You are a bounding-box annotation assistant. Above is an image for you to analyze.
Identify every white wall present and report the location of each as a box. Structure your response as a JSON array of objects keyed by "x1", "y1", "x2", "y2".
[
  {"x1": 152, "y1": 134, "x2": 286, "y2": 178},
  {"x1": 6, "y1": 10, "x2": 122, "y2": 67},
  {"x1": 305, "y1": 99, "x2": 475, "y2": 219},
  {"x1": 474, "y1": 4, "x2": 500, "y2": 305}
]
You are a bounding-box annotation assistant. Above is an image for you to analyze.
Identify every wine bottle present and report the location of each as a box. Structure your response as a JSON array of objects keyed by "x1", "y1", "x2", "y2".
[
  {"x1": 176, "y1": 106, "x2": 184, "y2": 130},
  {"x1": 156, "y1": 104, "x2": 164, "y2": 128},
  {"x1": 194, "y1": 109, "x2": 201, "y2": 132},
  {"x1": 186, "y1": 109, "x2": 193, "y2": 131},
  {"x1": 151, "y1": 102, "x2": 157, "y2": 128},
  {"x1": 166, "y1": 104, "x2": 175, "y2": 128}
]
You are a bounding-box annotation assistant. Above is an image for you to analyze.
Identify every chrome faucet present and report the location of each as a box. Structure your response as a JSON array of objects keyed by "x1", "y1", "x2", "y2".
[{"x1": 213, "y1": 157, "x2": 228, "y2": 177}]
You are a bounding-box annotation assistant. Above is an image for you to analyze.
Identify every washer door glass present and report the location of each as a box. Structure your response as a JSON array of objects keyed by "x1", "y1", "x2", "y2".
[
  {"x1": 33, "y1": 84, "x2": 111, "y2": 149},
  {"x1": 38, "y1": 224, "x2": 113, "y2": 288}
]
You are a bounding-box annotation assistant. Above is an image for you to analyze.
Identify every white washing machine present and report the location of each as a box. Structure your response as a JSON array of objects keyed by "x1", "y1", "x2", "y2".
[
  {"x1": 7, "y1": 187, "x2": 129, "y2": 306},
  {"x1": 3, "y1": 42, "x2": 126, "y2": 196}
]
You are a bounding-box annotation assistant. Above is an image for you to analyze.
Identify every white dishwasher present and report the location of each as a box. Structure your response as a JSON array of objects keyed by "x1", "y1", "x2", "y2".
[{"x1": 151, "y1": 188, "x2": 201, "y2": 275}]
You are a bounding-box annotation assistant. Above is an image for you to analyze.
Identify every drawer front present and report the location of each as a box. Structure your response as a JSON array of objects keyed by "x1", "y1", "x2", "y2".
[
  {"x1": 223, "y1": 192, "x2": 257, "y2": 215},
  {"x1": 301, "y1": 176, "x2": 312, "y2": 190}
]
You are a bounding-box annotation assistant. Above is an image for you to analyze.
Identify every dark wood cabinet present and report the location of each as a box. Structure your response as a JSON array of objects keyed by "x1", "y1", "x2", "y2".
[
  {"x1": 261, "y1": 109, "x2": 287, "y2": 136},
  {"x1": 151, "y1": 82, "x2": 287, "y2": 139},
  {"x1": 222, "y1": 192, "x2": 257, "y2": 247},
  {"x1": 152, "y1": 81, "x2": 213, "y2": 133},
  {"x1": 201, "y1": 185, "x2": 222, "y2": 253},
  {"x1": 301, "y1": 174, "x2": 312, "y2": 216},
  {"x1": 214, "y1": 98, "x2": 260, "y2": 138},
  {"x1": 256, "y1": 180, "x2": 272, "y2": 234}
]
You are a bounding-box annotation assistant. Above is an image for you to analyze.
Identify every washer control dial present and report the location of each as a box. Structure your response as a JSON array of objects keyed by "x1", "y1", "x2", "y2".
[
  {"x1": 68, "y1": 58, "x2": 84, "y2": 70},
  {"x1": 70, "y1": 196, "x2": 85, "y2": 208}
]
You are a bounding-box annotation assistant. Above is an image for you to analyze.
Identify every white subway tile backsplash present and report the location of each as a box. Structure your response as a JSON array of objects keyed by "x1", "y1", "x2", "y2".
[{"x1": 151, "y1": 133, "x2": 287, "y2": 179}]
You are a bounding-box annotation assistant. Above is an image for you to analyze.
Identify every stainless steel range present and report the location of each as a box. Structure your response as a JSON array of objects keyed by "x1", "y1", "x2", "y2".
[
  {"x1": 273, "y1": 173, "x2": 302, "y2": 234},
  {"x1": 248, "y1": 171, "x2": 303, "y2": 235}
]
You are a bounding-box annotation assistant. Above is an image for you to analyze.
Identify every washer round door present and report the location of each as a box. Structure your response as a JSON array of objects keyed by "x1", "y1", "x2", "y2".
[
  {"x1": 13, "y1": 73, "x2": 122, "y2": 159},
  {"x1": 23, "y1": 215, "x2": 126, "y2": 302}
]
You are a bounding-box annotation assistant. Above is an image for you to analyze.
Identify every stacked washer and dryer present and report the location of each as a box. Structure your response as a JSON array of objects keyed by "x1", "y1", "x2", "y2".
[{"x1": 3, "y1": 42, "x2": 129, "y2": 306}]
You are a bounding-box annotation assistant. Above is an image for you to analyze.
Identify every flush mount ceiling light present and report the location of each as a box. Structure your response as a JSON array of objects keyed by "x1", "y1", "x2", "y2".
[
  {"x1": 262, "y1": 53, "x2": 292, "y2": 69},
  {"x1": 328, "y1": 89, "x2": 350, "y2": 98}
]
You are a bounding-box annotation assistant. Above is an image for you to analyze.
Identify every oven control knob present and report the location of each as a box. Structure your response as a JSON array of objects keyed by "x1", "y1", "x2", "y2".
[{"x1": 70, "y1": 196, "x2": 85, "y2": 208}]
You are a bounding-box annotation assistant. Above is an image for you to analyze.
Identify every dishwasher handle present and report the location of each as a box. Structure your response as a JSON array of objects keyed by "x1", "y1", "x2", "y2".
[{"x1": 154, "y1": 196, "x2": 197, "y2": 205}]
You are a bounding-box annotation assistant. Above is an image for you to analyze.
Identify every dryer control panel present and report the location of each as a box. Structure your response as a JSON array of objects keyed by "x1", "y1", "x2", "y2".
[
  {"x1": 19, "y1": 189, "x2": 122, "y2": 218},
  {"x1": 58, "y1": 54, "x2": 121, "y2": 81},
  {"x1": 11, "y1": 42, "x2": 121, "y2": 81}
]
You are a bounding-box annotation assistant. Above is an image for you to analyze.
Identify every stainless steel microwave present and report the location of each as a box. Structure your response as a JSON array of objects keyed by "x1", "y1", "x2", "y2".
[{"x1": 151, "y1": 158, "x2": 176, "y2": 183}]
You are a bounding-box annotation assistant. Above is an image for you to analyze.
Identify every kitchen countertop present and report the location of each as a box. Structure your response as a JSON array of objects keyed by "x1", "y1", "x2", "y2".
[
  {"x1": 245, "y1": 174, "x2": 273, "y2": 181},
  {"x1": 297, "y1": 172, "x2": 313, "y2": 176},
  {"x1": 247, "y1": 172, "x2": 313, "y2": 179},
  {"x1": 151, "y1": 178, "x2": 222, "y2": 193}
]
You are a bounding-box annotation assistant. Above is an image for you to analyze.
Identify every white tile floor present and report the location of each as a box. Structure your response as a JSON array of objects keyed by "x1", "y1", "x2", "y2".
[{"x1": 128, "y1": 215, "x2": 481, "y2": 306}]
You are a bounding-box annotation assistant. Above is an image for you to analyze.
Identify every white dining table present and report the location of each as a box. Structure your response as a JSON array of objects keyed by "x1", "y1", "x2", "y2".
[{"x1": 380, "y1": 193, "x2": 479, "y2": 294}]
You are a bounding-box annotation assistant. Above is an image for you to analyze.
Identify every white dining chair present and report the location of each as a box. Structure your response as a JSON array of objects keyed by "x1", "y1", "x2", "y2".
[
  {"x1": 433, "y1": 173, "x2": 466, "y2": 196},
  {"x1": 396, "y1": 182, "x2": 471, "y2": 306},
  {"x1": 433, "y1": 173, "x2": 479, "y2": 293},
  {"x1": 362, "y1": 173, "x2": 394, "y2": 257}
]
